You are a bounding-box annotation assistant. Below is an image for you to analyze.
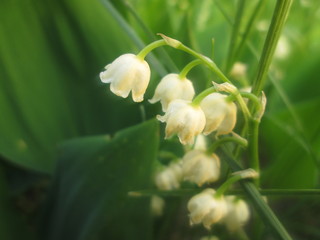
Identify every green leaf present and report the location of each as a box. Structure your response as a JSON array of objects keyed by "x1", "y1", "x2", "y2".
[
  {"x1": 0, "y1": 0, "x2": 144, "y2": 173},
  {"x1": 40, "y1": 119, "x2": 159, "y2": 240}
]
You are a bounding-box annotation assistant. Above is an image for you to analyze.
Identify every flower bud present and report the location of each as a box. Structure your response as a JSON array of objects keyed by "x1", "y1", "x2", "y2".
[
  {"x1": 223, "y1": 196, "x2": 250, "y2": 232},
  {"x1": 158, "y1": 33, "x2": 182, "y2": 48},
  {"x1": 155, "y1": 161, "x2": 183, "y2": 190},
  {"x1": 100, "y1": 53, "x2": 150, "y2": 102},
  {"x1": 200, "y1": 93, "x2": 237, "y2": 136},
  {"x1": 149, "y1": 73, "x2": 195, "y2": 112},
  {"x1": 182, "y1": 150, "x2": 220, "y2": 186},
  {"x1": 157, "y1": 100, "x2": 206, "y2": 145},
  {"x1": 187, "y1": 189, "x2": 227, "y2": 229}
]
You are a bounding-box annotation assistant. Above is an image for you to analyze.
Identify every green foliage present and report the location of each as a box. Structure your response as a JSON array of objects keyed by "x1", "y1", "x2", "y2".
[
  {"x1": 41, "y1": 119, "x2": 159, "y2": 240},
  {"x1": 1, "y1": 0, "x2": 320, "y2": 239}
]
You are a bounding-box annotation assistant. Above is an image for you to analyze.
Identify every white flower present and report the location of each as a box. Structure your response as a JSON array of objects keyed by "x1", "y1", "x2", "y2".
[
  {"x1": 150, "y1": 195, "x2": 165, "y2": 217},
  {"x1": 157, "y1": 100, "x2": 206, "y2": 145},
  {"x1": 223, "y1": 196, "x2": 250, "y2": 232},
  {"x1": 182, "y1": 150, "x2": 220, "y2": 186},
  {"x1": 100, "y1": 53, "x2": 150, "y2": 102},
  {"x1": 188, "y1": 189, "x2": 227, "y2": 229},
  {"x1": 200, "y1": 93, "x2": 237, "y2": 136},
  {"x1": 155, "y1": 161, "x2": 183, "y2": 190},
  {"x1": 149, "y1": 73, "x2": 195, "y2": 112},
  {"x1": 230, "y1": 62, "x2": 247, "y2": 80}
]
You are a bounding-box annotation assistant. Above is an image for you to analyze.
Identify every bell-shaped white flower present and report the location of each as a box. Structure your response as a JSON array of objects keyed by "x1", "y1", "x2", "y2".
[
  {"x1": 155, "y1": 161, "x2": 183, "y2": 190},
  {"x1": 149, "y1": 73, "x2": 195, "y2": 111},
  {"x1": 182, "y1": 150, "x2": 220, "y2": 186},
  {"x1": 223, "y1": 196, "x2": 250, "y2": 232},
  {"x1": 188, "y1": 189, "x2": 227, "y2": 229},
  {"x1": 157, "y1": 100, "x2": 206, "y2": 145},
  {"x1": 200, "y1": 93, "x2": 237, "y2": 136},
  {"x1": 100, "y1": 53, "x2": 150, "y2": 102}
]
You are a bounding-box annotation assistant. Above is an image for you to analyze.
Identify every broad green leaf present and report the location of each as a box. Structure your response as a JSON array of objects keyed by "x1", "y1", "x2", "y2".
[
  {"x1": 40, "y1": 119, "x2": 159, "y2": 240},
  {"x1": 0, "y1": 0, "x2": 145, "y2": 173}
]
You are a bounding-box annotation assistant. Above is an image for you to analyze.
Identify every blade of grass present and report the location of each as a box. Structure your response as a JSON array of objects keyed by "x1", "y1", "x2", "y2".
[
  {"x1": 214, "y1": 0, "x2": 320, "y2": 170},
  {"x1": 251, "y1": 0, "x2": 293, "y2": 95},
  {"x1": 129, "y1": 188, "x2": 320, "y2": 197},
  {"x1": 225, "y1": 0, "x2": 246, "y2": 72},
  {"x1": 233, "y1": 0, "x2": 268, "y2": 61},
  {"x1": 221, "y1": 147, "x2": 293, "y2": 240}
]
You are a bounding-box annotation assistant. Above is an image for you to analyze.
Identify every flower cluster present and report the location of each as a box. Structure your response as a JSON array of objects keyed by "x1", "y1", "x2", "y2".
[
  {"x1": 100, "y1": 52, "x2": 238, "y2": 145},
  {"x1": 100, "y1": 36, "x2": 262, "y2": 236}
]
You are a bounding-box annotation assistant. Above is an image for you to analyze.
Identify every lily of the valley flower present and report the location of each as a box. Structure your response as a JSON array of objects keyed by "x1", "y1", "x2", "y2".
[
  {"x1": 182, "y1": 150, "x2": 220, "y2": 186},
  {"x1": 149, "y1": 73, "x2": 195, "y2": 112},
  {"x1": 200, "y1": 93, "x2": 237, "y2": 136},
  {"x1": 157, "y1": 99, "x2": 206, "y2": 145},
  {"x1": 223, "y1": 196, "x2": 250, "y2": 232},
  {"x1": 100, "y1": 53, "x2": 150, "y2": 102},
  {"x1": 188, "y1": 188, "x2": 227, "y2": 229},
  {"x1": 155, "y1": 161, "x2": 183, "y2": 190}
]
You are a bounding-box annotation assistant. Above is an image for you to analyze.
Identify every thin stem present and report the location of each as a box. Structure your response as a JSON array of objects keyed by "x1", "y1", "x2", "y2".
[
  {"x1": 248, "y1": 119, "x2": 260, "y2": 186},
  {"x1": 137, "y1": 39, "x2": 167, "y2": 59},
  {"x1": 225, "y1": 0, "x2": 246, "y2": 72},
  {"x1": 176, "y1": 44, "x2": 231, "y2": 83},
  {"x1": 240, "y1": 92, "x2": 262, "y2": 117},
  {"x1": 234, "y1": 94, "x2": 251, "y2": 122},
  {"x1": 221, "y1": 149, "x2": 293, "y2": 240},
  {"x1": 179, "y1": 59, "x2": 202, "y2": 79},
  {"x1": 207, "y1": 136, "x2": 248, "y2": 153},
  {"x1": 216, "y1": 174, "x2": 243, "y2": 197},
  {"x1": 234, "y1": 0, "x2": 267, "y2": 61},
  {"x1": 128, "y1": 188, "x2": 320, "y2": 198},
  {"x1": 192, "y1": 87, "x2": 216, "y2": 106},
  {"x1": 251, "y1": 0, "x2": 293, "y2": 96}
]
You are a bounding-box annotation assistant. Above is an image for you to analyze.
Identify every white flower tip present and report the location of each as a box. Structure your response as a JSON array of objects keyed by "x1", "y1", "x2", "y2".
[
  {"x1": 157, "y1": 33, "x2": 181, "y2": 48},
  {"x1": 132, "y1": 95, "x2": 144, "y2": 102},
  {"x1": 232, "y1": 168, "x2": 259, "y2": 179},
  {"x1": 156, "y1": 114, "x2": 166, "y2": 122},
  {"x1": 148, "y1": 98, "x2": 158, "y2": 104},
  {"x1": 99, "y1": 71, "x2": 110, "y2": 83}
]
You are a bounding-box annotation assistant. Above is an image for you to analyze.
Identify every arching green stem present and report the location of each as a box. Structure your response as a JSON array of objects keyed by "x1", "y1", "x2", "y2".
[
  {"x1": 240, "y1": 92, "x2": 262, "y2": 118},
  {"x1": 191, "y1": 87, "x2": 216, "y2": 106},
  {"x1": 215, "y1": 174, "x2": 243, "y2": 198},
  {"x1": 207, "y1": 136, "x2": 248, "y2": 154},
  {"x1": 179, "y1": 59, "x2": 202, "y2": 79},
  {"x1": 137, "y1": 39, "x2": 167, "y2": 59}
]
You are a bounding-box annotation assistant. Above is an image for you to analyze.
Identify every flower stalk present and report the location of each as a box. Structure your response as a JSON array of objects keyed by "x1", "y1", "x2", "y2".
[
  {"x1": 137, "y1": 39, "x2": 167, "y2": 59},
  {"x1": 179, "y1": 59, "x2": 202, "y2": 79}
]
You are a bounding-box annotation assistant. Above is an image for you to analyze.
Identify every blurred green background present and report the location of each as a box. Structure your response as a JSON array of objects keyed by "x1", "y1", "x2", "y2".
[{"x1": 0, "y1": 0, "x2": 320, "y2": 239}]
